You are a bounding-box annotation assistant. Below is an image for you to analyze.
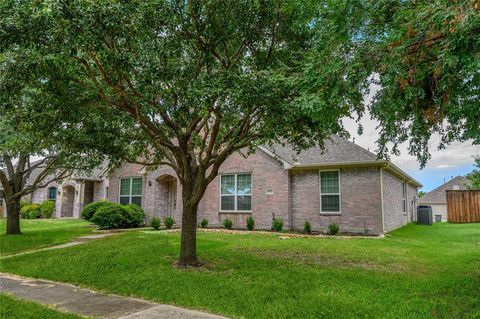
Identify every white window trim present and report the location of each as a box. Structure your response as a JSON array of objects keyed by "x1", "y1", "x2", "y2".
[
  {"x1": 48, "y1": 186, "x2": 57, "y2": 201},
  {"x1": 119, "y1": 176, "x2": 143, "y2": 205},
  {"x1": 319, "y1": 169, "x2": 341, "y2": 215},
  {"x1": 219, "y1": 173, "x2": 252, "y2": 212},
  {"x1": 402, "y1": 182, "x2": 407, "y2": 213}
]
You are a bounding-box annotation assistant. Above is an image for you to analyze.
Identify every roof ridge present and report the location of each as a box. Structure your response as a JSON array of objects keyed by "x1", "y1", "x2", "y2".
[
  {"x1": 335, "y1": 135, "x2": 377, "y2": 159},
  {"x1": 424, "y1": 176, "x2": 466, "y2": 195}
]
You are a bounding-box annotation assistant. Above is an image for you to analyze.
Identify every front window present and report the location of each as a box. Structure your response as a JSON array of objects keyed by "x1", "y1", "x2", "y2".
[
  {"x1": 48, "y1": 187, "x2": 57, "y2": 201},
  {"x1": 220, "y1": 173, "x2": 252, "y2": 211},
  {"x1": 320, "y1": 171, "x2": 341, "y2": 213},
  {"x1": 120, "y1": 177, "x2": 143, "y2": 206}
]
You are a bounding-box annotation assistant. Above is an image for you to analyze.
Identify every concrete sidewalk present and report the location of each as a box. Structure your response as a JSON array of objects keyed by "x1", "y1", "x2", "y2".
[
  {"x1": 0, "y1": 273, "x2": 228, "y2": 319},
  {"x1": 1, "y1": 233, "x2": 116, "y2": 259}
]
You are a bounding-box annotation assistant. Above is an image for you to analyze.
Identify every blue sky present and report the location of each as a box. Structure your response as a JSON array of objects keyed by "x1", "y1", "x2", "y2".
[{"x1": 405, "y1": 163, "x2": 476, "y2": 192}]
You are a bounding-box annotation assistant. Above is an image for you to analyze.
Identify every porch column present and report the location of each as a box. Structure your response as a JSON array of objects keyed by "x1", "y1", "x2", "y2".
[{"x1": 73, "y1": 182, "x2": 84, "y2": 218}]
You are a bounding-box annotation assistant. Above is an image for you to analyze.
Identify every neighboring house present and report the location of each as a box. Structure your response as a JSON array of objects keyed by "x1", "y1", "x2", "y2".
[
  {"x1": 7, "y1": 136, "x2": 421, "y2": 234},
  {"x1": 0, "y1": 163, "x2": 109, "y2": 219},
  {"x1": 419, "y1": 176, "x2": 468, "y2": 222}
]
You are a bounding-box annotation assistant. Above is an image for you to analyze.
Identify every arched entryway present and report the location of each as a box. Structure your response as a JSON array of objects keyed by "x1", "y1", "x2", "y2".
[
  {"x1": 155, "y1": 175, "x2": 177, "y2": 217},
  {"x1": 61, "y1": 185, "x2": 75, "y2": 217}
]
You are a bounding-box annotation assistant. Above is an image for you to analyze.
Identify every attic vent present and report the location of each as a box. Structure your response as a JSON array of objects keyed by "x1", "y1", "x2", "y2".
[{"x1": 453, "y1": 185, "x2": 460, "y2": 190}]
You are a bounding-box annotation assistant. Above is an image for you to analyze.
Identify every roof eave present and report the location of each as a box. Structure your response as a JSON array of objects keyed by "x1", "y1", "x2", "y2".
[
  {"x1": 382, "y1": 163, "x2": 423, "y2": 188},
  {"x1": 289, "y1": 160, "x2": 423, "y2": 188},
  {"x1": 290, "y1": 159, "x2": 388, "y2": 170},
  {"x1": 258, "y1": 146, "x2": 293, "y2": 169}
]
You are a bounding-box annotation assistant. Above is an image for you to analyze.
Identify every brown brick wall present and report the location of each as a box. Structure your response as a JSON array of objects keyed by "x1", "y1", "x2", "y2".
[
  {"x1": 105, "y1": 154, "x2": 415, "y2": 234},
  {"x1": 291, "y1": 167, "x2": 383, "y2": 234},
  {"x1": 382, "y1": 170, "x2": 417, "y2": 231},
  {"x1": 144, "y1": 166, "x2": 183, "y2": 224},
  {"x1": 120, "y1": 149, "x2": 289, "y2": 229},
  {"x1": 200, "y1": 149, "x2": 289, "y2": 229},
  {"x1": 292, "y1": 167, "x2": 382, "y2": 234},
  {"x1": 107, "y1": 162, "x2": 146, "y2": 208}
]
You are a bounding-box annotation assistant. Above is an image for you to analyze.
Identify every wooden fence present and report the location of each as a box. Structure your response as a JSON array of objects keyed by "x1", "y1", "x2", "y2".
[{"x1": 446, "y1": 190, "x2": 480, "y2": 223}]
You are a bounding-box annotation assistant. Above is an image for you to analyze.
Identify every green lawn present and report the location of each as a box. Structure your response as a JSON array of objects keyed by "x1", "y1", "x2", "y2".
[
  {"x1": 0, "y1": 294, "x2": 83, "y2": 319},
  {"x1": 0, "y1": 219, "x2": 94, "y2": 256},
  {"x1": 1, "y1": 223, "x2": 479, "y2": 318}
]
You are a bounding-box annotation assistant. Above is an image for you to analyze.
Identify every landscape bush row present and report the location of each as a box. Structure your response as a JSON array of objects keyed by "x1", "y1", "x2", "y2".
[
  {"x1": 82, "y1": 201, "x2": 341, "y2": 234},
  {"x1": 198, "y1": 216, "x2": 341, "y2": 235},
  {"x1": 150, "y1": 216, "x2": 175, "y2": 230},
  {"x1": 20, "y1": 200, "x2": 55, "y2": 219}
]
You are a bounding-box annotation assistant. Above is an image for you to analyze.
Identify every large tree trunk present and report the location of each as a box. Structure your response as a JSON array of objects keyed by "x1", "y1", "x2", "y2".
[
  {"x1": 6, "y1": 197, "x2": 21, "y2": 235},
  {"x1": 178, "y1": 198, "x2": 200, "y2": 266}
]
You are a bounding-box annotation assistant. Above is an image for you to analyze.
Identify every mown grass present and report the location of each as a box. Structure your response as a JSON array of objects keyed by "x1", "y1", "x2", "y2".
[
  {"x1": 0, "y1": 219, "x2": 94, "y2": 255},
  {"x1": 1, "y1": 223, "x2": 479, "y2": 318},
  {"x1": 0, "y1": 294, "x2": 83, "y2": 319}
]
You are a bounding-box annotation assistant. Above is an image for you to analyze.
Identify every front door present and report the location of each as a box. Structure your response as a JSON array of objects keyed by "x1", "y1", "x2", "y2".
[
  {"x1": 61, "y1": 186, "x2": 75, "y2": 217},
  {"x1": 167, "y1": 180, "x2": 177, "y2": 216},
  {"x1": 84, "y1": 181, "x2": 94, "y2": 206}
]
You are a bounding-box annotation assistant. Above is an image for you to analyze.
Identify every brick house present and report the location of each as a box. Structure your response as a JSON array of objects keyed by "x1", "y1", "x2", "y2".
[
  {"x1": 3, "y1": 136, "x2": 421, "y2": 234},
  {"x1": 106, "y1": 136, "x2": 421, "y2": 234},
  {"x1": 419, "y1": 176, "x2": 468, "y2": 222},
  {"x1": 0, "y1": 163, "x2": 109, "y2": 219}
]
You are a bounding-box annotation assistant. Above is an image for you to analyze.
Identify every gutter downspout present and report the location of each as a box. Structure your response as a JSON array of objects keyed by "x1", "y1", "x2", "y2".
[
  {"x1": 380, "y1": 167, "x2": 385, "y2": 233},
  {"x1": 288, "y1": 169, "x2": 293, "y2": 230}
]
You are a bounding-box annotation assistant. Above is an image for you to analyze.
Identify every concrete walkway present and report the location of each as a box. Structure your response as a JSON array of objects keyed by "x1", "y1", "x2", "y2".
[
  {"x1": 0, "y1": 233, "x2": 116, "y2": 259},
  {"x1": 0, "y1": 273, "x2": 229, "y2": 319}
]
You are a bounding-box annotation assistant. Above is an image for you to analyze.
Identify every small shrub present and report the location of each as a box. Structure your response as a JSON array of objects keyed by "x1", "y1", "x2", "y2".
[
  {"x1": 328, "y1": 223, "x2": 340, "y2": 235},
  {"x1": 124, "y1": 203, "x2": 146, "y2": 226},
  {"x1": 304, "y1": 220, "x2": 312, "y2": 234},
  {"x1": 223, "y1": 218, "x2": 233, "y2": 230},
  {"x1": 200, "y1": 218, "x2": 208, "y2": 228},
  {"x1": 246, "y1": 216, "x2": 255, "y2": 231},
  {"x1": 20, "y1": 198, "x2": 32, "y2": 208},
  {"x1": 81, "y1": 201, "x2": 112, "y2": 221},
  {"x1": 91, "y1": 203, "x2": 144, "y2": 229},
  {"x1": 151, "y1": 216, "x2": 161, "y2": 230},
  {"x1": 40, "y1": 200, "x2": 55, "y2": 218},
  {"x1": 272, "y1": 218, "x2": 284, "y2": 232},
  {"x1": 20, "y1": 204, "x2": 41, "y2": 219},
  {"x1": 164, "y1": 216, "x2": 175, "y2": 229}
]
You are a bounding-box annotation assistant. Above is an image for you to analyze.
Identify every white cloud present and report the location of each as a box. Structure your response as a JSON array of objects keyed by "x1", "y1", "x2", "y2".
[
  {"x1": 341, "y1": 83, "x2": 480, "y2": 172},
  {"x1": 342, "y1": 112, "x2": 480, "y2": 171}
]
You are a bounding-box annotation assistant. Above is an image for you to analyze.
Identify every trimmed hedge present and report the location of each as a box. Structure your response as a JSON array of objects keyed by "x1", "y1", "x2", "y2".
[
  {"x1": 272, "y1": 218, "x2": 284, "y2": 232},
  {"x1": 81, "y1": 201, "x2": 112, "y2": 221},
  {"x1": 164, "y1": 216, "x2": 174, "y2": 229},
  {"x1": 328, "y1": 223, "x2": 340, "y2": 235},
  {"x1": 20, "y1": 204, "x2": 41, "y2": 219},
  {"x1": 223, "y1": 218, "x2": 233, "y2": 230},
  {"x1": 40, "y1": 200, "x2": 55, "y2": 219},
  {"x1": 20, "y1": 198, "x2": 32, "y2": 208},
  {"x1": 91, "y1": 203, "x2": 145, "y2": 229},
  {"x1": 123, "y1": 204, "x2": 146, "y2": 226},
  {"x1": 304, "y1": 220, "x2": 312, "y2": 234},
  {"x1": 151, "y1": 216, "x2": 161, "y2": 230},
  {"x1": 246, "y1": 216, "x2": 255, "y2": 231}
]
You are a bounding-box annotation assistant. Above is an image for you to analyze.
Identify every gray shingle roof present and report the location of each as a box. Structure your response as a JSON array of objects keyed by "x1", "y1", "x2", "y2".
[
  {"x1": 419, "y1": 176, "x2": 468, "y2": 204},
  {"x1": 266, "y1": 135, "x2": 377, "y2": 165},
  {"x1": 72, "y1": 161, "x2": 109, "y2": 180}
]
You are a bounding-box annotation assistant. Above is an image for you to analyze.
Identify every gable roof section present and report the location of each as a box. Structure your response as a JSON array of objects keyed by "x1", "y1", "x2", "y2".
[
  {"x1": 265, "y1": 135, "x2": 377, "y2": 165},
  {"x1": 419, "y1": 176, "x2": 468, "y2": 204},
  {"x1": 261, "y1": 135, "x2": 422, "y2": 187}
]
